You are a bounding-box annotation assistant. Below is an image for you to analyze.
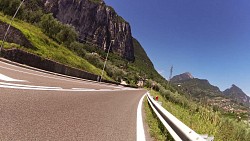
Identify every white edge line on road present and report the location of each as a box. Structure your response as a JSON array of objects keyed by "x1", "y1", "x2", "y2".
[
  {"x1": 0, "y1": 64, "x2": 118, "y2": 88},
  {"x1": 0, "y1": 83, "x2": 140, "y2": 92},
  {"x1": 0, "y1": 82, "x2": 141, "y2": 92},
  {"x1": 0, "y1": 82, "x2": 62, "y2": 89},
  {"x1": 0, "y1": 73, "x2": 27, "y2": 82},
  {"x1": 137, "y1": 93, "x2": 146, "y2": 141}
]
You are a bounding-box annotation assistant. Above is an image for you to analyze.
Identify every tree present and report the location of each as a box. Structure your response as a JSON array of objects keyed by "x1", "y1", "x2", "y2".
[
  {"x1": 22, "y1": 9, "x2": 43, "y2": 23},
  {"x1": 69, "y1": 42, "x2": 87, "y2": 57},
  {"x1": 39, "y1": 13, "x2": 78, "y2": 46},
  {"x1": 56, "y1": 24, "x2": 78, "y2": 46},
  {"x1": 39, "y1": 13, "x2": 61, "y2": 39},
  {"x1": 0, "y1": 0, "x2": 24, "y2": 17}
]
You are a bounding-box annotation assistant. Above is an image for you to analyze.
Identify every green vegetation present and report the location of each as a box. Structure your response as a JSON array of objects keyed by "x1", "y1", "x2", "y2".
[
  {"x1": 0, "y1": 13, "x2": 111, "y2": 80},
  {"x1": 146, "y1": 89, "x2": 250, "y2": 141},
  {"x1": 66, "y1": 41, "x2": 127, "y2": 82},
  {"x1": 0, "y1": 0, "x2": 43, "y2": 23},
  {"x1": 150, "y1": 90, "x2": 218, "y2": 135},
  {"x1": 0, "y1": 2, "x2": 249, "y2": 140},
  {"x1": 69, "y1": 38, "x2": 167, "y2": 86},
  {"x1": 0, "y1": 0, "x2": 165, "y2": 86},
  {"x1": 0, "y1": 41, "x2": 22, "y2": 49},
  {"x1": 0, "y1": 0, "x2": 23, "y2": 16},
  {"x1": 172, "y1": 78, "x2": 249, "y2": 118},
  {"x1": 173, "y1": 78, "x2": 223, "y2": 98},
  {"x1": 39, "y1": 13, "x2": 78, "y2": 46},
  {"x1": 128, "y1": 38, "x2": 167, "y2": 85},
  {"x1": 144, "y1": 97, "x2": 173, "y2": 141}
]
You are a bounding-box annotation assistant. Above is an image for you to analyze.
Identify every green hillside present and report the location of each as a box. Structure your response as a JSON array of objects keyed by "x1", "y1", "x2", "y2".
[
  {"x1": 0, "y1": 12, "x2": 166, "y2": 85},
  {"x1": 175, "y1": 78, "x2": 223, "y2": 98},
  {"x1": 0, "y1": 1, "x2": 249, "y2": 140},
  {"x1": 0, "y1": 12, "x2": 111, "y2": 80},
  {"x1": 0, "y1": 0, "x2": 167, "y2": 86},
  {"x1": 131, "y1": 38, "x2": 167, "y2": 84},
  {"x1": 172, "y1": 77, "x2": 249, "y2": 119}
]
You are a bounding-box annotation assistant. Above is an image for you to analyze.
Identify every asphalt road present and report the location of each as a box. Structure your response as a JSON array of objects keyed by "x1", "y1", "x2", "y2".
[{"x1": 0, "y1": 60, "x2": 147, "y2": 141}]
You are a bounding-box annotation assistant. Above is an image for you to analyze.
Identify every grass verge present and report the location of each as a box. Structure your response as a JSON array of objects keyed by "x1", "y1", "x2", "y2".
[
  {"x1": 144, "y1": 94, "x2": 173, "y2": 141},
  {"x1": 0, "y1": 12, "x2": 111, "y2": 80},
  {"x1": 145, "y1": 90, "x2": 250, "y2": 141}
]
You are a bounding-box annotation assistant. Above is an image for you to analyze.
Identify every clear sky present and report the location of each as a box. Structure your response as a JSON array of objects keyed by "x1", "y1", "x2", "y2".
[{"x1": 104, "y1": 0, "x2": 250, "y2": 96}]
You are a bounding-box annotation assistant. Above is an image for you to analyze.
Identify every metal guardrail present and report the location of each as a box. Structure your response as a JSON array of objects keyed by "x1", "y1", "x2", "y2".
[{"x1": 146, "y1": 92, "x2": 214, "y2": 141}]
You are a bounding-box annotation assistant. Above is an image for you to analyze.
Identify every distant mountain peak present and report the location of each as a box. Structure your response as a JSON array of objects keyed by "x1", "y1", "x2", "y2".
[
  {"x1": 227, "y1": 84, "x2": 244, "y2": 94},
  {"x1": 232, "y1": 84, "x2": 237, "y2": 87},
  {"x1": 171, "y1": 72, "x2": 194, "y2": 82},
  {"x1": 231, "y1": 84, "x2": 239, "y2": 88},
  {"x1": 223, "y1": 84, "x2": 250, "y2": 106},
  {"x1": 184, "y1": 72, "x2": 194, "y2": 79}
]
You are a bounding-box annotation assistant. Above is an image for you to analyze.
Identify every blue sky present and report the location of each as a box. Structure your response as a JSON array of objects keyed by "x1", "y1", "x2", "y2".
[{"x1": 104, "y1": 0, "x2": 250, "y2": 96}]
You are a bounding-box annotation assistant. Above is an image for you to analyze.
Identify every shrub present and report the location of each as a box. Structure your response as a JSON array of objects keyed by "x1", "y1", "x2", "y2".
[
  {"x1": 21, "y1": 9, "x2": 43, "y2": 23},
  {"x1": 39, "y1": 14, "x2": 61, "y2": 39},
  {"x1": 0, "y1": 0, "x2": 24, "y2": 16},
  {"x1": 84, "y1": 53, "x2": 103, "y2": 69},
  {"x1": 39, "y1": 13, "x2": 78, "y2": 45},
  {"x1": 153, "y1": 85, "x2": 250, "y2": 141},
  {"x1": 106, "y1": 62, "x2": 126, "y2": 82},
  {"x1": 216, "y1": 118, "x2": 250, "y2": 141},
  {"x1": 56, "y1": 24, "x2": 78, "y2": 46},
  {"x1": 69, "y1": 42, "x2": 87, "y2": 57}
]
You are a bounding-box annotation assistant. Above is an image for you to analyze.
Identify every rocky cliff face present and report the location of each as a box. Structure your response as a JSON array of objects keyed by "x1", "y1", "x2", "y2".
[{"x1": 42, "y1": 0, "x2": 134, "y2": 61}]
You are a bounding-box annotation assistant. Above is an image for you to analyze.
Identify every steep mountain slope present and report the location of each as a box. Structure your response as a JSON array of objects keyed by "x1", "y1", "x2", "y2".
[
  {"x1": 41, "y1": 0, "x2": 166, "y2": 84},
  {"x1": 0, "y1": 0, "x2": 166, "y2": 85},
  {"x1": 223, "y1": 85, "x2": 250, "y2": 107},
  {"x1": 130, "y1": 38, "x2": 165, "y2": 82},
  {"x1": 42, "y1": 0, "x2": 134, "y2": 61},
  {"x1": 0, "y1": 12, "x2": 107, "y2": 78}
]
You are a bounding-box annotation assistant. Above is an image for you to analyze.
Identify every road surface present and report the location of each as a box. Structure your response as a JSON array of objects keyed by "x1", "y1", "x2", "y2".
[{"x1": 0, "y1": 59, "x2": 147, "y2": 141}]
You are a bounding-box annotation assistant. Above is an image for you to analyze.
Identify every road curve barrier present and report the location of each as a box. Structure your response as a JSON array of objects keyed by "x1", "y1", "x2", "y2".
[{"x1": 146, "y1": 92, "x2": 214, "y2": 141}]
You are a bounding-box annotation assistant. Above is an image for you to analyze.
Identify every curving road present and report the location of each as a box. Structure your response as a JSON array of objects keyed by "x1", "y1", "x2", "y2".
[{"x1": 0, "y1": 59, "x2": 147, "y2": 141}]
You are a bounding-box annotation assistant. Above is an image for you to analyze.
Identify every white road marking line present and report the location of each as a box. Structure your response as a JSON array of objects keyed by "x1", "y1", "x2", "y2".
[
  {"x1": 71, "y1": 88, "x2": 97, "y2": 91},
  {"x1": 0, "y1": 82, "x2": 62, "y2": 89},
  {"x1": 0, "y1": 63, "x2": 118, "y2": 88},
  {"x1": 63, "y1": 89, "x2": 121, "y2": 92},
  {"x1": 0, "y1": 73, "x2": 27, "y2": 82},
  {"x1": 0, "y1": 82, "x2": 138, "y2": 92},
  {"x1": 137, "y1": 93, "x2": 146, "y2": 141},
  {"x1": 0, "y1": 84, "x2": 94, "y2": 91},
  {"x1": 0, "y1": 65, "x2": 99, "y2": 86},
  {"x1": 72, "y1": 88, "x2": 92, "y2": 90},
  {"x1": 98, "y1": 89, "x2": 117, "y2": 91},
  {"x1": 119, "y1": 87, "x2": 138, "y2": 91},
  {"x1": 0, "y1": 85, "x2": 62, "y2": 91}
]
